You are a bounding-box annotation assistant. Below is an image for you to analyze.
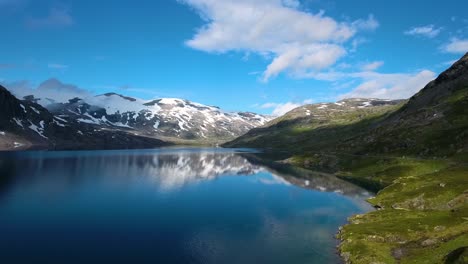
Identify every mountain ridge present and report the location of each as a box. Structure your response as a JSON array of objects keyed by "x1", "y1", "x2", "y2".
[
  {"x1": 0, "y1": 83, "x2": 271, "y2": 150},
  {"x1": 0, "y1": 84, "x2": 166, "y2": 150}
]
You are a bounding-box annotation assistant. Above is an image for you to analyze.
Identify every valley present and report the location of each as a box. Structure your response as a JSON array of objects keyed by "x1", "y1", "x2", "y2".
[{"x1": 1, "y1": 54, "x2": 467, "y2": 263}]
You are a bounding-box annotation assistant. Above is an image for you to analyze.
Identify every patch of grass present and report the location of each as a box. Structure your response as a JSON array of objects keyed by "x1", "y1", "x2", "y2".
[
  {"x1": 338, "y1": 164, "x2": 468, "y2": 263},
  {"x1": 369, "y1": 165, "x2": 468, "y2": 210}
]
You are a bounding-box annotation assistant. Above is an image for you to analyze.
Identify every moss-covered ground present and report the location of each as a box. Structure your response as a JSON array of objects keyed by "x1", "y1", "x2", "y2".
[{"x1": 334, "y1": 159, "x2": 468, "y2": 263}]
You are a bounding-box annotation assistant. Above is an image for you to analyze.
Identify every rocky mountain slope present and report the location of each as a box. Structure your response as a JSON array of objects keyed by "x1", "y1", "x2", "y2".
[
  {"x1": 21, "y1": 83, "x2": 271, "y2": 143},
  {"x1": 0, "y1": 85, "x2": 169, "y2": 150},
  {"x1": 226, "y1": 53, "x2": 468, "y2": 263}
]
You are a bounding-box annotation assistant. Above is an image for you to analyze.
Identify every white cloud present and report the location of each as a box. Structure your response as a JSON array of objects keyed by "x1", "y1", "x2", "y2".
[
  {"x1": 179, "y1": 0, "x2": 378, "y2": 81},
  {"x1": 404, "y1": 25, "x2": 441, "y2": 38},
  {"x1": 26, "y1": 7, "x2": 74, "y2": 29},
  {"x1": 4, "y1": 78, "x2": 91, "y2": 103},
  {"x1": 263, "y1": 43, "x2": 346, "y2": 81},
  {"x1": 339, "y1": 70, "x2": 436, "y2": 99},
  {"x1": 352, "y1": 14, "x2": 379, "y2": 31},
  {"x1": 360, "y1": 61, "x2": 384, "y2": 71},
  {"x1": 261, "y1": 99, "x2": 313, "y2": 116},
  {"x1": 442, "y1": 38, "x2": 468, "y2": 54}
]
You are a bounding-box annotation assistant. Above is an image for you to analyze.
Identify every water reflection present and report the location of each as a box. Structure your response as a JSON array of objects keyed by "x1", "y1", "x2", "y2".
[
  {"x1": 0, "y1": 148, "x2": 370, "y2": 196},
  {"x1": 0, "y1": 148, "x2": 373, "y2": 264}
]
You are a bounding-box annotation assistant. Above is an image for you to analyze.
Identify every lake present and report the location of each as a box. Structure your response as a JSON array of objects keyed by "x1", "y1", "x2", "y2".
[{"x1": 0, "y1": 148, "x2": 373, "y2": 264}]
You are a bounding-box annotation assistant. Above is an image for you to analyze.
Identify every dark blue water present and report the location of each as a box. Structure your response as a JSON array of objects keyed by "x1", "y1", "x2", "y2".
[{"x1": 0, "y1": 148, "x2": 372, "y2": 264}]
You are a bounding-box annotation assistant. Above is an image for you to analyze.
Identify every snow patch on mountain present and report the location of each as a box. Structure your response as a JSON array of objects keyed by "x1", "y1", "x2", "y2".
[{"x1": 28, "y1": 120, "x2": 48, "y2": 139}]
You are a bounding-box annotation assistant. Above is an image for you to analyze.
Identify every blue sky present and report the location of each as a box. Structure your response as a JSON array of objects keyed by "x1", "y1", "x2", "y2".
[{"x1": 1, "y1": 0, "x2": 468, "y2": 115}]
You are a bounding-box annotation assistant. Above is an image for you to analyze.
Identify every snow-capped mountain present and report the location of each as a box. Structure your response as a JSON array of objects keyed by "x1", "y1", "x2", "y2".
[
  {"x1": 1, "y1": 78, "x2": 272, "y2": 150},
  {"x1": 34, "y1": 92, "x2": 271, "y2": 141},
  {"x1": 0, "y1": 85, "x2": 168, "y2": 150}
]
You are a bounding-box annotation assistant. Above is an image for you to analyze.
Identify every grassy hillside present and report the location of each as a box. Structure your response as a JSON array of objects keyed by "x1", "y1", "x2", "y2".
[
  {"x1": 224, "y1": 53, "x2": 468, "y2": 263},
  {"x1": 225, "y1": 99, "x2": 406, "y2": 153}
]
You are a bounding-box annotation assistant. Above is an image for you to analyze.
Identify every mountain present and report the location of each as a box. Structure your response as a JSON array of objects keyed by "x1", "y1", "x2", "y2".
[
  {"x1": 0, "y1": 85, "x2": 169, "y2": 150},
  {"x1": 0, "y1": 82, "x2": 271, "y2": 150},
  {"x1": 22, "y1": 85, "x2": 271, "y2": 143},
  {"x1": 225, "y1": 53, "x2": 468, "y2": 263},
  {"x1": 224, "y1": 98, "x2": 405, "y2": 152}
]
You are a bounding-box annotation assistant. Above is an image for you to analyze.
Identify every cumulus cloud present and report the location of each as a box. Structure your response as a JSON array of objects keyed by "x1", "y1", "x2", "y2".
[
  {"x1": 26, "y1": 7, "x2": 74, "y2": 29},
  {"x1": 261, "y1": 99, "x2": 313, "y2": 116},
  {"x1": 339, "y1": 70, "x2": 436, "y2": 99},
  {"x1": 442, "y1": 38, "x2": 468, "y2": 54},
  {"x1": 404, "y1": 25, "x2": 441, "y2": 38},
  {"x1": 179, "y1": 0, "x2": 378, "y2": 81}
]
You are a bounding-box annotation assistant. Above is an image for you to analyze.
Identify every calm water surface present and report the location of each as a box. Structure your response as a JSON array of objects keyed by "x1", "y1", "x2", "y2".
[{"x1": 0, "y1": 148, "x2": 373, "y2": 264}]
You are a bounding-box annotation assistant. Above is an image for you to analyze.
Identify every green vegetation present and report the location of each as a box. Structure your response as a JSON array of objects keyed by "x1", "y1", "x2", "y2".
[{"x1": 337, "y1": 161, "x2": 468, "y2": 263}]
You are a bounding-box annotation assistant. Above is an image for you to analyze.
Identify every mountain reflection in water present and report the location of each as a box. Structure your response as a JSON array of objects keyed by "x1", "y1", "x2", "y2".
[
  {"x1": 0, "y1": 148, "x2": 371, "y2": 195},
  {"x1": 0, "y1": 148, "x2": 373, "y2": 264}
]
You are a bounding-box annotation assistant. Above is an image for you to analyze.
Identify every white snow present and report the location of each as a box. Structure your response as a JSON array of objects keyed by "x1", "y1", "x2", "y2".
[
  {"x1": 54, "y1": 116, "x2": 68, "y2": 123},
  {"x1": 20, "y1": 104, "x2": 26, "y2": 113},
  {"x1": 53, "y1": 120, "x2": 66, "y2": 127},
  {"x1": 158, "y1": 98, "x2": 184, "y2": 105},
  {"x1": 110, "y1": 122, "x2": 132, "y2": 128},
  {"x1": 28, "y1": 121, "x2": 48, "y2": 139},
  {"x1": 77, "y1": 113, "x2": 105, "y2": 125},
  {"x1": 357, "y1": 101, "x2": 372, "y2": 108},
  {"x1": 14, "y1": 142, "x2": 23, "y2": 148},
  {"x1": 317, "y1": 186, "x2": 327, "y2": 192},
  {"x1": 317, "y1": 104, "x2": 328, "y2": 109},
  {"x1": 77, "y1": 119, "x2": 99, "y2": 125},
  {"x1": 13, "y1": 118, "x2": 24, "y2": 128},
  {"x1": 30, "y1": 106, "x2": 40, "y2": 114},
  {"x1": 87, "y1": 94, "x2": 161, "y2": 115},
  {"x1": 0, "y1": 131, "x2": 5, "y2": 136},
  {"x1": 153, "y1": 121, "x2": 160, "y2": 129}
]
